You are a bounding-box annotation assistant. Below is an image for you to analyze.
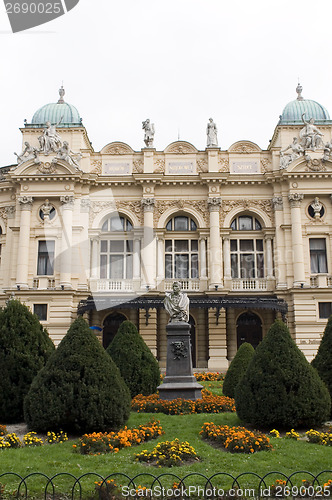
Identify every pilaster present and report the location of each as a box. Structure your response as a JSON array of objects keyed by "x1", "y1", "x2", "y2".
[
  {"x1": 288, "y1": 193, "x2": 305, "y2": 286},
  {"x1": 139, "y1": 307, "x2": 157, "y2": 356},
  {"x1": 207, "y1": 307, "x2": 228, "y2": 371},
  {"x1": 16, "y1": 196, "x2": 33, "y2": 289},
  {"x1": 60, "y1": 195, "x2": 74, "y2": 289},
  {"x1": 208, "y1": 197, "x2": 222, "y2": 288}
]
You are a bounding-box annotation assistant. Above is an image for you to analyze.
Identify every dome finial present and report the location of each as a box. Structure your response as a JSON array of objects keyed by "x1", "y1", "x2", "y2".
[
  {"x1": 58, "y1": 85, "x2": 65, "y2": 104},
  {"x1": 296, "y1": 82, "x2": 303, "y2": 101}
]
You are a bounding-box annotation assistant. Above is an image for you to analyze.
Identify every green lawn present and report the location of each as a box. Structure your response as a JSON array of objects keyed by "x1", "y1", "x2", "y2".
[{"x1": 0, "y1": 381, "x2": 331, "y2": 498}]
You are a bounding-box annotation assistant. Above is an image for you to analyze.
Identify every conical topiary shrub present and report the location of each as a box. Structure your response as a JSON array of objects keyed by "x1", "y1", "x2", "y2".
[
  {"x1": 223, "y1": 342, "x2": 255, "y2": 398},
  {"x1": 312, "y1": 315, "x2": 332, "y2": 415},
  {"x1": 0, "y1": 298, "x2": 54, "y2": 423},
  {"x1": 24, "y1": 316, "x2": 131, "y2": 433},
  {"x1": 107, "y1": 320, "x2": 160, "y2": 398},
  {"x1": 235, "y1": 320, "x2": 331, "y2": 429}
]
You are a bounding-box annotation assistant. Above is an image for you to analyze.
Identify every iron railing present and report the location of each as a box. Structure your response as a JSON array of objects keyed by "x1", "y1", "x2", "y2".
[{"x1": 0, "y1": 470, "x2": 331, "y2": 499}]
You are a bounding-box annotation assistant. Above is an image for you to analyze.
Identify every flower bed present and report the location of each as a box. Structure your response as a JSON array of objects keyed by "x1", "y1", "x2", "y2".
[
  {"x1": 200, "y1": 422, "x2": 273, "y2": 453},
  {"x1": 75, "y1": 420, "x2": 164, "y2": 455},
  {"x1": 132, "y1": 389, "x2": 235, "y2": 415},
  {"x1": 306, "y1": 429, "x2": 332, "y2": 446},
  {"x1": 0, "y1": 425, "x2": 7, "y2": 437},
  {"x1": 0, "y1": 430, "x2": 68, "y2": 449},
  {"x1": 194, "y1": 372, "x2": 224, "y2": 381},
  {"x1": 135, "y1": 438, "x2": 199, "y2": 466}
]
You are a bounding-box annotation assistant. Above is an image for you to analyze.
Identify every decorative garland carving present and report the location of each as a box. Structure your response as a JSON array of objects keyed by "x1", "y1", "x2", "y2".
[
  {"x1": 261, "y1": 158, "x2": 271, "y2": 173},
  {"x1": 154, "y1": 159, "x2": 165, "y2": 173},
  {"x1": 218, "y1": 158, "x2": 229, "y2": 172},
  {"x1": 231, "y1": 143, "x2": 259, "y2": 153},
  {"x1": 220, "y1": 199, "x2": 274, "y2": 225},
  {"x1": 166, "y1": 144, "x2": 195, "y2": 154},
  {"x1": 103, "y1": 144, "x2": 132, "y2": 155},
  {"x1": 91, "y1": 159, "x2": 102, "y2": 174},
  {"x1": 133, "y1": 160, "x2": 144, "y2": 174},
  {"x1": 154, "y1": 200, "x2": 209, "y2": 226},
  {"x1": 197, "y1": 159, "x2": 208, "y2": 173},
  {"x1": 305, "y1": 158, "x2": 326, "y2": 172},
  {"x1": 0, "y1": 206, "x2": 14, "y2": 223},
  {"x1": 89, "y1": 200, "x2": 143, "y2": 226},
  {"x1": 37, "y1": 162, "x2": 57, "y2": 174}
]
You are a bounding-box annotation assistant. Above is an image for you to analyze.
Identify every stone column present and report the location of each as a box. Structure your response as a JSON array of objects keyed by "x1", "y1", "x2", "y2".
[
  {"x1": 90, "y1": 238, "x2": 99, "y2": 279},
  {"x1": 223, "y1": 236, "x2": 232, "y2": 288},
  {"x1": 265, "y1": 237, "x2": 274, "y2": 278},
  {"x1": 133, "y1": 237, "x2": 141, "y2": 280},
  {"x1": 16, "y1": 196, "x2": 33, "y2": 289},
  {"x1": 141, "y1": 198, "x2": 156, "y2": 288},
  {"x1": 208, "y1": 197, "x2": 222, "y2": 288},
  {"x1": 78, "y1": 199, "x2": 90, "y2": 290},
  {"x1": 157, "y1": 236, "x2": 164, "y2": 281},
  {"x1": 272, "y1": 196, "x2": 287, "y2": 288},
  {"x1": 3, "y1": 206, "x2": 15, "y2": 289},
  {"x1": 199, "y1": 237, "x2": 207, "y2": 279},
  {"x1": 207, "y1": 307, "x2": 228, "y2": 371},
  {"x1": 60, "y1": 196, "x2": 74, "y2": 289},
  {"x1": 288, "y1": 193, "x2": 305, "y2": 286}
]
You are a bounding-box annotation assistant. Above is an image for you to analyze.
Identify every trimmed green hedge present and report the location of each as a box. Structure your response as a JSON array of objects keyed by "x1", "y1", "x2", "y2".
[
  {"x1": 235, "y1": 320, "x2": 331, "y2": 428},
  {"x1": 24, "y1": 316, "x2": 131, "y2": 433},
  {"x1": 223, "y1": 342, "x2": 255, "y2": 398},
  {"x1": 312, "y1": 315, "x2": 332, "y2": 415},
  {"x1": 107, "y1": 320, "x2": 160, "y2": 398}
]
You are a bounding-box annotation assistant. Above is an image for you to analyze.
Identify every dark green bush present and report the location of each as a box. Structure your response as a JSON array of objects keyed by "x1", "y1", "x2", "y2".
[
  {"x1": 0, "y1": 299, "x2": 54, "y2": 423},
  {"x1": 107, "y1": 320, "x2": 160, "y2": 398},
  {"x1": 235, "y1": 320, "x2": 331, "y2": 429},
  {"x1": 223, "y1": 342, "x2": 255, "y2": 398},
  {"x1": 24, "y1": 316, "x2": 131, "y2": 433},
  {"x1": 312, "y1": 315, "x2": 332, "y2": 415}
]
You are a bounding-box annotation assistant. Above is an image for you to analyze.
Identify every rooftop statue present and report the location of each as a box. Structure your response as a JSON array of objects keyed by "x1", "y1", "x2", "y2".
[
  {"x1": 142, "y1": 119, "x2": 155, "y2": 148},
  {"x1": 279, "y1": 137, "x2": 304, "y2": 169},
  {"x1": 14, "y1": 141, "x2": 40, "y2": 165},
  {"x1": 164, "y1": 281, "x2": 189, "y2": 323},
  {"x1": 54, "y1": 141, "x2": 81, "y2": 168},
  {"x1": 206, "y1": 118, "x2": 218, "y2": 147},
  {"x1": 300, "y1": 113, "x2": 323, "y2": 150},
  {"x1": 39, "y1": 119, "x2": 63, "y2": 155}
]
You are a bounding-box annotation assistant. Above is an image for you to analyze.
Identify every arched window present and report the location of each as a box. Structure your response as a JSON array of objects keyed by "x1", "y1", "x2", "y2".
[
  {"x1": 165, "y1": 215, "x2": 198, "y2": 279},
  {"x1": 100, "y1": 215, "x2": 133, "y2": 280},
  {"x1": 230, "y1": 214, "x2": 265, "y2": 279}
]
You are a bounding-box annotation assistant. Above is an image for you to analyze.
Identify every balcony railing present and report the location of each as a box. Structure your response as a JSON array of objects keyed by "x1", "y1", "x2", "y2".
[
  {"x1": 165, "y1": 279, "x2": 200, "y2": 292},
  {"x1": 93, "y1": 279, "x2": 134, "y2": 292},
  {"x1": 232, "y1": 279, "x2": 267, "y2": 291},
  {"x1": 310, "y1": 275, "x2": 332, "y2": 288}
]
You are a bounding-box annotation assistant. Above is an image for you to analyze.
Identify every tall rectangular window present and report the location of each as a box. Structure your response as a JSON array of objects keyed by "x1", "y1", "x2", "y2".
[
  {"x1": 318, "y1": 302, "x2": 332, "y2": 319},
  {"x1": 34, "y1": 304, "x2": 47, "y2": 321},
  {"x1": 37, "y1": 241, "x2": 55, "y2": 275},
  {"x1": 310, "y1": 239, "x2": 327, "y2": 274}
]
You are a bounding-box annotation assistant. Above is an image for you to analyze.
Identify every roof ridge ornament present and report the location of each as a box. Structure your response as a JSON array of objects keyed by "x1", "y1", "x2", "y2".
[
  {"x1": 58, "y1": 85, "x2": 65, "y2": 104},
  {"x1": 296, "y1": 83, "x2": 304, "y2": 101}
]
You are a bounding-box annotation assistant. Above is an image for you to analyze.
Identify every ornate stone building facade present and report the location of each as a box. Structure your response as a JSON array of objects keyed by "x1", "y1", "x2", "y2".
[{"x1": 1, "y1": 84, "x2": 332, "y2": 369}]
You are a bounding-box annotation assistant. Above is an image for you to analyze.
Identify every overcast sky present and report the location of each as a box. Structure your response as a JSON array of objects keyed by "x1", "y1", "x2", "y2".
[{"x1": 1, "y1": 0, "x2": 332, "y2": 166}]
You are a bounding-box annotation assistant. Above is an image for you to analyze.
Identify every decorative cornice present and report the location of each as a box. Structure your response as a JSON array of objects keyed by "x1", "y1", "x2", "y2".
[
  {"x1": 288, "y1": 193, "x2": 304, "y2": 208},
  {"x1": 272, "y1": 196, "x2": 283, "y2": 211},
  {"x1": 141, "y1": 198, "x2": 155, "y2": 212}
]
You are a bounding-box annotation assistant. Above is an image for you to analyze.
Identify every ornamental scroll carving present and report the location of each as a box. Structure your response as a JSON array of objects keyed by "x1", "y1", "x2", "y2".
[
  {"x1": 89, "y1": 200, "x2": 143, "y2": 226},
  {"x1": 133, "y1": 160, "x2": 144, "y2": 174},
  {"x1": 218, "y1": 158, "x2": 229, "y2": 172},
  {"x1": 154, "y1": 200, "x2": 209, "y2": 226},
  {"x1": 91, "y1": 160, "x2": 102, "y2": 174},
  {"x1": 0, "y1": 206, "x2": 15, "y2": 224},
  {"x1": 37, "y1": 162, "x2": 58, "y2": 174},
  {"x1": 153, "y1": 159, "x2": 165, "y2": 173},
  {"x1": 231, "y1": 143, "x2": 260, "y2": 153},
  {"x1": 166, "y1": 144, "x2": 196, "y2": 154},
  {"x1": 197, "y1": 159, "x2": 208, "y2": 173},
  {"x1": 305, "y1": 158, "x2": 326, "y2": 172},
  {"x1": 220, "y1": 199, "x2": 274, "y2": 225},
  {"x1": 103, "y1": 144, "x2": 132, "y2": 155},
  {"x1": 261, "y1": 158, "x2": 271, "y2": 173}
]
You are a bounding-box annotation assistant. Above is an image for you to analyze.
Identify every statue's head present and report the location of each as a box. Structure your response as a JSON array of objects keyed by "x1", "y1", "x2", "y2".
[
  {"x1": 172, "y1": 281, "x2": 181, "y2": 292},
  {"x1": 45, "y1": 121, "x2": 51, "y2": 126},
  {"x1": 310, "y1": 118, "x2": 315, "y2": 124}
]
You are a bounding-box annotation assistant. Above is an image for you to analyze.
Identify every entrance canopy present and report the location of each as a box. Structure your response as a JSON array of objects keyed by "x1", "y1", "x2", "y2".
[{"x1": 78, "y1": 294, "x2": 288, "y2": 319}]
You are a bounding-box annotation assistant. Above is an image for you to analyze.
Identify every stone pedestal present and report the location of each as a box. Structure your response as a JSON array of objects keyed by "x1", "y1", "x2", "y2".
[{"x1": 157, "y1": 321, "x2": 203, "y2": 400}]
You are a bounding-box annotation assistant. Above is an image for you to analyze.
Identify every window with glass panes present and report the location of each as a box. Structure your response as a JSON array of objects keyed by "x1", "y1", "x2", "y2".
[
  {"x1": 165, "y1": 216, "x2": 198, "y2": 279},
  {"x1": 230, "y1": 215, "x2": 264, "y2": 279},
  {"x1": 310, "y1": 238, "x2": 328, "y2": 274},
  {"x1": 37, "y1": 241, "x2": 54, "y2": 275},
  {"x1": 100, "y1": 216, "x2": 133, "y2": 279}
]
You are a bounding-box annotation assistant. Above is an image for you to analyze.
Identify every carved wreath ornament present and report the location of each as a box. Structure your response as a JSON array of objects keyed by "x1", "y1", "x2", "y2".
[{"x1": 171, "y1": 341, "x2": 188, "y2": 360}]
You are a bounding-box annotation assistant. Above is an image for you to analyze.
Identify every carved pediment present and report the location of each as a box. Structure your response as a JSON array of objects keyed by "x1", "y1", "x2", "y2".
[
  {"x1": 286, "y1": 157, "x2": 332, "y2": 173},
  {"x1": 11, "y1": 159, "x2": 80, "y2": 176},
  {"x1": 228, "y1": 141, "x2": 261, "y2": 153},
  {"x1": 164, "y1": 141, "x2": 198, "y2": 154},
  {"x1": 100, "y1": 142, "x2": 134, "y2": 155}
]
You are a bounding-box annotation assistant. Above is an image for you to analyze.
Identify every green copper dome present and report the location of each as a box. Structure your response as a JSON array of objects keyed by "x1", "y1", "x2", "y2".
[
  {"x1": 279, "y1": 84, "x2": 331, "y2": 125},
  {"x1": 30, "y1": 87, "x2": 82, "y2": 127}
]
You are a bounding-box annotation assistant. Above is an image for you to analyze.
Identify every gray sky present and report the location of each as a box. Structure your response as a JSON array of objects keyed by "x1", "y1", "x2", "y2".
[{"x1": 1, "y1": 0, "x2": 332, "y2": 166}]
